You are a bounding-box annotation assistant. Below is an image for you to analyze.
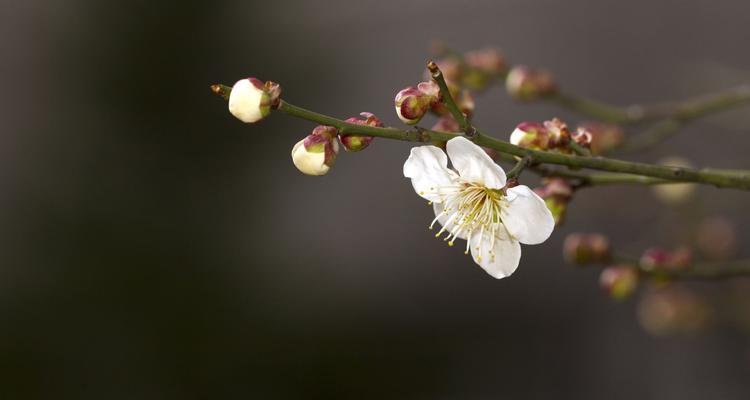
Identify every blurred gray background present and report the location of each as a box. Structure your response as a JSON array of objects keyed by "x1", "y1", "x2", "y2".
[{"x1": 2, "y1": 0, "x2": 750, "y2": 398}]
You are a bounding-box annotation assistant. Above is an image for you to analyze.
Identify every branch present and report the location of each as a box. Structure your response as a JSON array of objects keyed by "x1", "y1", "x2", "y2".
[
  {"x1": 427, "y1": 60, "x2": 475, "y2": 136},
  {"x1": 271, "y1": 99, "x2": 750, "y2": 190},
  {"x1": 506, "y1": 156, "x2": 532, "y2": 180}
]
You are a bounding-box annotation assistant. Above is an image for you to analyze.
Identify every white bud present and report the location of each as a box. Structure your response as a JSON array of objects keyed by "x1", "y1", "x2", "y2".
[{"x1": 228, "y1": 78, "x2": 271, "y2": 123}]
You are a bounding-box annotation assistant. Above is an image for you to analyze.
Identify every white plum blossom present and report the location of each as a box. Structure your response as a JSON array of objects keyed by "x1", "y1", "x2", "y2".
[{"x1": 403, "y1": 137, "x2": 555, "y2": 279}]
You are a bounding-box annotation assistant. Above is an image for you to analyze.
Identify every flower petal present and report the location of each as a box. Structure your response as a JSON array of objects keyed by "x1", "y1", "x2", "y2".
[
  {"x1": 446, "y1": 137, "x2": 506, "y2": 188},
  {"x1": 432, "y1": 202, "x2": 469, "y2": 240},
  {"x1": 501, "y1": 185, "x2": 555, "y2": 245},
  {"x1": 404, "y1": 145, "x2": 457, "y2": 202},
  {"x1": 469, "y1": 228, "x2": 521, "y2": 279}
]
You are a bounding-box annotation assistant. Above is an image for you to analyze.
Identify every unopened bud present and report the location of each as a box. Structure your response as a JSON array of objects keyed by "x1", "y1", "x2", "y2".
[
  {"x1": 464, "y1": 47, "x2": 506, "y2": 75},
  {"x1": 505, "y1": 65, "x2": 556, "y2": 100},
  {"x1": 578, "y1": 121, "x2": 624, "y2": 155},
  {"x1": 431, "y1": 114, "x2": 460, "y2": 133},
  {"x1": 510, "y1": 122, "x2": 550, "y2": 150},
  {"x1": 291, "y1": 126, "x2": 339, "y2": 176},
  {"x1": 228, "y1": 77, "x2": 272, "y2": 123},
  {"x1": 599, "y1": 265, "x2": 639, "y2": 300},
  {"x1": 563, "y1": 233, "x2": 611, "y2": 265},
  {"x1": 340, "y1": 112, "x2": 382, "y2": 152},
  {"x1": 696, "y1": 217, "x2": 738, "y2": 260},
  {"x1": 637, "y1": 287, "x2": 711, "y2": 336},
  {"x1": 571, "y1": 127, "x2": 593, "y2": 148},
  {"x1": 544, "y1": 118, "x2": 571, "y2": 149},
  {"x1": 640, "y1": 246, "x2": 692, "y2": 272},
  {"x1": 536, "y1": 178, "x2": 574, "y2": 225},
  {"x1": 394, "y1": 84, "x2": 438, "y2": 125},
  {"x1": 462, "y1": 48, "x2": 506, "y2": 90},
  {"x1": 652, "y1": 157, "x2": 697, "y2": 205}
]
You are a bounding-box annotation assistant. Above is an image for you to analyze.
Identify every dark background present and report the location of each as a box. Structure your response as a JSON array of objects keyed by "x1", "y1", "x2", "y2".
[{"x1": 2, "y1": 0, "x2": 750, "y2": 398}]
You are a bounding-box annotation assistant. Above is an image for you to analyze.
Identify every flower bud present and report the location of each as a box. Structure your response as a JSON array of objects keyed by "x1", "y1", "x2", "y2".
[
  {"x1": 535, "y1": 178, "x2": 573, "y2": 225},
  {"x1": 599, "y1": 265, "x2": 639, "y2": 300},
  {"x1": 571, "y1": 127, "x2": 593, "y2": 148},
  {"x1": 543, "y1": 118, "x2": 571, "y2": 149},
  {"x1": 578, "y1": 121, "x2": 624, "y2": 155},
  {"x1": 637, "y1": 287, "x2": 711, "y2": 336},
  {"x1": 510, "y1": 122, "x2": 550, "y2": 150},
  {"x1": 394, "y1": 84, "x2": 438, "y2": 125},
  {"x1": 228, "y1": 77, "x2": 272, "y2": 123},
  {"x1": 696, "y1": 217, "x2": 738, "y2": 260},
  {"x1": 563, "y1": 232, "x2": 611, "y2": 265},
  {"x1": 640, "y1": 246, "x2": 692, "y2": 272},
  {"x1": 505, "y1": 65, "x2": 556, "y2": 101},
  {"x1": 462, "y1": 48, "x2": 506, "y2": 91},
  {"x1": 431, "y1": 114, "x2": 460, "y2": 133},
  {"x1": 340, "y1": 112, "x2": 382, "y2": 152},
  {"x1": 464, "y1": 48, "x2": 506, "y2": 75},
  {"x1": 291, "y1": 126, "x2": 339, "y2": 176},
  {"x1": 652, "y1": 157, "x2": 697, "y2": 205}
]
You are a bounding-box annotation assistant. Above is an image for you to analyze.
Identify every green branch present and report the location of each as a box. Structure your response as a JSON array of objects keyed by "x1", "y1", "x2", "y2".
[
  {"x1": 427, "y1": 60, "x2": 475, "y2": 136},
  {"x1": 270, "y1": 99, "x2": 750, "y2": 190}
]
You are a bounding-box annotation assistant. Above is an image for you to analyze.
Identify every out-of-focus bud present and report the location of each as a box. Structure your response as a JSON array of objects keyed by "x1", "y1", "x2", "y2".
[
  {"x1": 696, "y1": 217, "x2": 738, "y2": 260},
  {"x1": 228, "y1": 78, "x2": 272, "y2": 123},
  {"x1": 510, "y1": 122, "x2": 550, "y2": 150},
  {"x1": 464, "y1": 48, "x2": 506, "y2": 75},
  {"x1": 462, "y1": 48, "x2": 506, "y2": 90},
  {"x1": 640, "y1": 246, "x2": 692, "y2": 272},
  {"x1": 652, "y1": 157, "x2": 697, "y2": 205},
  {"x1": 458, "y1": 90, "x2": 475, "y2": 117},
  {"x1": 637, "y1": 287, "x2": 711, "y2": 336},
  {"x1": 423, "y1": 80, "x2": 460, "y2": 116},
  {"x1": 563, "y1": 232, "x2": 611, "y2": 265},
  {"x1": 505, "y1": 65, "x2": 556, "y2": 101},
  {"x1": 577, "y1": 121, "x2": 625, "y2": 155},
  {"x1": 599, "y1": 265, "x2": 639, "y2": 300},
  {"x1": 432, "y1": 114, "x2": 460, "y2": 133},
  {"x1": 571, "y1": 127, "x2": 593, "y2": 148},
  {"x1": 536, "y1": 178, "x2": 574, "y2": 225},
  {"x1": 544, "y1": 118, "x2": 571, "y2": 149},
  {"x1": 394, "y1": 83, "x2": 439, "y2": 125},
  {"x1": 423, "y1": 58, "x2": 463, "y2": 85},
  {"x1": 291, "y1": 125, "x2": 339, "y2": 176},
  {"x1": 340, "y1": 112, "x2": 382, "y2": 152}
]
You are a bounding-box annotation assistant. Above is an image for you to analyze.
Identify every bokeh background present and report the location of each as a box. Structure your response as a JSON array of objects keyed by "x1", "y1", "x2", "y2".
[{"x1": 2, "y1": 0, "x2": 750, "y2": 398}]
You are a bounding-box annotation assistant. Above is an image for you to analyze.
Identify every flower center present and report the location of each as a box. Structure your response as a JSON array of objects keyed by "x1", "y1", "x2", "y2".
[{"x1": 430, "y1": 182, "x2": 507, "y2": 261}]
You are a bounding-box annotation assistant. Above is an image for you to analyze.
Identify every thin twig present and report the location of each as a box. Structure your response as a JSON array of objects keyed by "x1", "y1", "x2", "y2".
[{"x1": 427, "y1": 60, "x2": 475, "y2": 136}]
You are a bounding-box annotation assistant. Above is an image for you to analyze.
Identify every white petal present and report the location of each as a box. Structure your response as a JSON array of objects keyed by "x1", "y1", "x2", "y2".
[
  {"x1": 500, "y1": 185, "x2": 555, "y2": 245},
  {"x1": 469, "y1": 229, "x2": 521, "y2": 279},
  {"x1": 446, "y1": 137, "x2": 506, "y2": 189},
  {"x1": 432, "y1": 201, "x2": 468, "y2": 240},
  {"x1": 403, "y1": 145, "x2": 457, "y2": 202}
]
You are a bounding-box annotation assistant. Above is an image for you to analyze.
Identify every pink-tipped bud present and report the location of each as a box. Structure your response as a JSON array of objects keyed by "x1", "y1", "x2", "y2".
[
  {"x1": 535, "y1": 178, "x2": 574, "y2": 225},
  {"x1": 600, "y1": 265, "x2": 639, "y2": 300},
  {"x1": 394, "y1": 84, "x2": 438, "y2": 125},
  {"x1": 228, "y1": 77, "x2": 273, "y2": 123},
  {"x1": 563, "y1": 233, "x2": 611, "y2": 265},
  {"x1": 571, "y1": 127, "x2": 593, "y2": 148},
  {"x1": 464, "y1": 48, "x2": 507, "y2": 76},
  {"x1": 640, "y1": 247, "x2": 692, "y2": 272},
  {"x1": 462, "y1": 48, "x2": 506, "y2": 90},
  {"x1": 291, "y1": 126, "x2": 339, "y2": 176},
  {"x1": 505, "y1": 65, "x2": 556, "y2": 101},
  {"x1": 431, "y1": 114, "x2": 460, "y2": 133},
  {"x1": 543, "y1": 118, "x2": 571, "y2": 149},
  {"x1": 510, "y1": 122, "x2": 550, "y2": 150},
  {"x1": 578, "y1": 121, "x2": 624, "y2": 155},
  {"x1": 340, "y1": 112, "x2": 382, "y2": 152}
]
